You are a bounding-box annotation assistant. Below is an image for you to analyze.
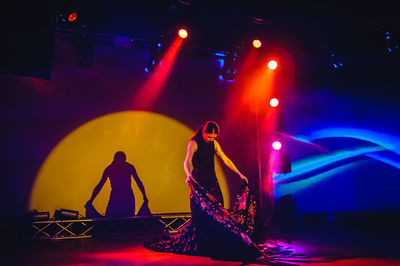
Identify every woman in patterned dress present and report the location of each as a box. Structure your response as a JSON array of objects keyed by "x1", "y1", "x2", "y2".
[{"x1": 145, "y1": 121, "x2": 260, "y2": 261}]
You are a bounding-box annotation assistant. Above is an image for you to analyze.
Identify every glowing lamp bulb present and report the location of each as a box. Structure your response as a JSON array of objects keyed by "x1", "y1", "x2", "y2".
[
  {"x1": 252, "y1": 39, "x2": 262, "y2": 48},
  {"x1": 272, "y1": 141, "x2": 282, "y2": 150},
  {"x1": 268, "y1": 60, "x2": 278, "y2": 70},
  {"x1": 178, "y1": 29, "x2": 188, "y2": 39},
  {"x1": 68, "y1": 12, "x2": 78, "y2": 22},
  {"x1": 269, "y1": 98, "x2": 279, "y2": 107}
]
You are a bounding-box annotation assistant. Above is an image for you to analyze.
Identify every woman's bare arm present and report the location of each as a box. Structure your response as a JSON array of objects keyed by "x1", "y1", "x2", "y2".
[{"x1": 184, "y1": 140, "x2": 197, "y2": 184}]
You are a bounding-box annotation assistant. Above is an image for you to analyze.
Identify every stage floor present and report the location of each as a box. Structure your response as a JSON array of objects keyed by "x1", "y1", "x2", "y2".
[{"x1": 3, "y1": 225, "x2": 400, "y2": 265}]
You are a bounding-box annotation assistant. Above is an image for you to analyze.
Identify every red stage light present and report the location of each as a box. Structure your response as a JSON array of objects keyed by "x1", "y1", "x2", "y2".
[
  {"x1": 269, "y1": 98, "x2": 279, "y2": 107},
  {"x1": 252, "y1": 39, "x2": 262, "y2": 48},
  {"x1": 178, "y1": 29, "x2": 188, "y2": 39},
  {"x1": 68, "y1": 12, "x2": 78, "y2": 22},
  {"x1": 268, "y1": 60, "x2": 278, "y2": 70},
  {"x1": 272, "y1": 141, "x2": 282, "y2": 150}
]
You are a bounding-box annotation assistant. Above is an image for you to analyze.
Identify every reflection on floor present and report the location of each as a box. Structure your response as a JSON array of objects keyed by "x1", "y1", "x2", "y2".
[{"x1": 4, "y1": 225, "x2": 400, "y2": 265}]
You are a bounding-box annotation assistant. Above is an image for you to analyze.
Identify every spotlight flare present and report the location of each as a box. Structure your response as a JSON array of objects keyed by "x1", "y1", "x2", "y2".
[
  {"x1": 178, "y1": 29, "x2": 188, "y2": 39},
  {"x1": 268, "y1": 60, "x2": 278, "y2": 70},
  {"x1": 253, "y1": 39, "x2": 262, "y2": 48},
  {"x1": 270, "y1": 98, "x2": 279, "y2": 107},
  {"x1": 272, "y1": 141, "x2": 282, "y2": 150}
]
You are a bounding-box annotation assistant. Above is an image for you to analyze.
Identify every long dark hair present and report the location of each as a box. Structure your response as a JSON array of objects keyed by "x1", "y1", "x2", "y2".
[{"x1": 191, "y1": 121, "x2": 220, "y2": 140}]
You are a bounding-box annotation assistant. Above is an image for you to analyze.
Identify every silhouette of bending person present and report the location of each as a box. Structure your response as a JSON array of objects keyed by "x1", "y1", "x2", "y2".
[{"x1": 85, "y1": 151, "x2": 148, "y2": 217}]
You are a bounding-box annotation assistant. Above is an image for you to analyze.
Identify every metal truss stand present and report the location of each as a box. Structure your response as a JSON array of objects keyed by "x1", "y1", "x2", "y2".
[
  {"x1": 156, "y1": 213, "x2": 191, "y2": 233},
  {"x1": 24, "y1": 213, "x2": 191, "y2": 240}
]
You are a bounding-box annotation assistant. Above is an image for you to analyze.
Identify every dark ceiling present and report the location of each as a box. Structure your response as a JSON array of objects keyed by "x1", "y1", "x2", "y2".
[
  {"x1": 68, "y1": 1, "x2": 399, "y2": 89},
  {"x1": 68, "y1": 0, "x2": 399, "y2": 54},
  {"x1": 2, "y1": 0, "x2": 399, "y2": 91}
]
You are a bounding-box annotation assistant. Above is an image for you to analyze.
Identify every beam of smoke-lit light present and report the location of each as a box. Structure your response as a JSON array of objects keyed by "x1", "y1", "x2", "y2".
[{"x1": 132, "y1": 37, "x2": 183, "y2": 110}]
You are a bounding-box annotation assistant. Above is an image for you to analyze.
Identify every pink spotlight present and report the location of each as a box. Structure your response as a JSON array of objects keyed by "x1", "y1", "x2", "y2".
[
  {"x1": 269, "y1": 98, "x2": 279, "y2": 107},
  {"x1": 272, "y1": 141, "x2": 282, "y2": 150}
]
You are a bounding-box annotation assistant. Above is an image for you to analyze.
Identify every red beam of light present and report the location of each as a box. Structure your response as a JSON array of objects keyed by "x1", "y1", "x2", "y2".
[
  {"x1": 257, "y1": 97, "x2": 280, "y2": 205},
  {"x1": 221, "y1": 50, "x2": 282, "y2": 222},
  {"x1": 222, "y1": 47, "x2": 295, "y2": 223},
  {"x1": 241, "y1": 64, "x2": 276, "y2": 117},
  {"x1": 244, "y1": 64, "x2": 278, "y2": 207},
  {"x1": 225, "y1": 57, "x2": 277, "y2": 125},
  {"x1": 225, "y1": 61, "x2": 278, "y2": 206},
  {"x1": 132, "y1": 37, "x2": 183, "y2": 110},
  {"x1": 222, "y1": 47, "x2": 261, "y2": 123},
  {"x1": 224, "y1": 45, "x2": 295, "y2": 125}
]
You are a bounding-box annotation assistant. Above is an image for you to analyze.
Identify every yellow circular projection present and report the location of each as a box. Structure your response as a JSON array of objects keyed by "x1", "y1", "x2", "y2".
[{"x1": 30, "y1": 111, "x2": 229, "y2": 217}]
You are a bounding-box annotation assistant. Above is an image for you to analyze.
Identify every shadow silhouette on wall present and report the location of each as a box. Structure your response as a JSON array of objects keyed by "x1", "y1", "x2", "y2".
[{"x1": 85, "y1": 151, "x2": 151, "y2": 217}]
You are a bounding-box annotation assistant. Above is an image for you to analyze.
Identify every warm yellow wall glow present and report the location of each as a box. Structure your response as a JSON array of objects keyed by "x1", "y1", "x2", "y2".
[{"x1": 30, "y1": 111, "x2": 229, "y2": 217}]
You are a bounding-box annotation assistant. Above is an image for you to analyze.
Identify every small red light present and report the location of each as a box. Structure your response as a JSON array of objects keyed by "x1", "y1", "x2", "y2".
[{"x1": 68, "y1": 12, "x2": 78, "y2": 22}]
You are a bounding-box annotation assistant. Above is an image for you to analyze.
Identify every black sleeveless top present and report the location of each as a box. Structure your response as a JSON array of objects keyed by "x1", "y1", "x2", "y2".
[{"x1": 191, "y1": 134, "x2": 218, "y2": 187}]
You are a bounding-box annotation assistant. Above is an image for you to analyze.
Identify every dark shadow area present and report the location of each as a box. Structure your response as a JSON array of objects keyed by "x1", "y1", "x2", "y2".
[
  {"x1": 2, "y1": 225, "x2": 400, "y2": 266},
  {"x1": 262, "y1": 194, "x2": 400, "y2": 264},
  {"x1": 1, "y1": 1, "x2": 55, "y2": 79},
  {"x1": 85, "y1": 151, "x2": 150, "y2": 217},
  {"x1": 290, "y1": 224, "x2": 400, "y2": 264},
  {"x1": 299, "y1": 210, "x2": 400, "y2": 236}
]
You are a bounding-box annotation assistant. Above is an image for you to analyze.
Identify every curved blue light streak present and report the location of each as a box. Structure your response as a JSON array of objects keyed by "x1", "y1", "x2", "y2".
[
  {"x1": 275, "y1": 162, "x2": 361, "y2": 197},
  {"x1": 302, "y1": 127, "x2": 399, "y2": 153},
  {"x1": 365, "y1": 153, "x2": 400, "y2": 169},
  {"x1": 274, "y1": 146, "x2": 385, "y2": 182},
  {"x1": 275, "y1": 128, "x2": 400, "y2": 189}
]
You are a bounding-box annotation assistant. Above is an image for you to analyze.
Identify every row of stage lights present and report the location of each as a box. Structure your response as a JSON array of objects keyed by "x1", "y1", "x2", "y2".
[
  {"x1": 146, "y1": 27, "x2": 278, "y2": 78},
  {"x1": 60, "y1": 11, "x2": 279, "y2": 77},
  {"x1": 59, "y1": 9, "x2": 399, "y2": 78},
  {"x1": 58, "y1": 9, "x2": 279, "y2": 76}
]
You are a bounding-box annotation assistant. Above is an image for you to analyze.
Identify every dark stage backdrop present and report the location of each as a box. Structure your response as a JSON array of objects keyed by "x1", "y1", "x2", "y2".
[{"x1": 1, "y1": 32, "x2": 400, "y2": 223}]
